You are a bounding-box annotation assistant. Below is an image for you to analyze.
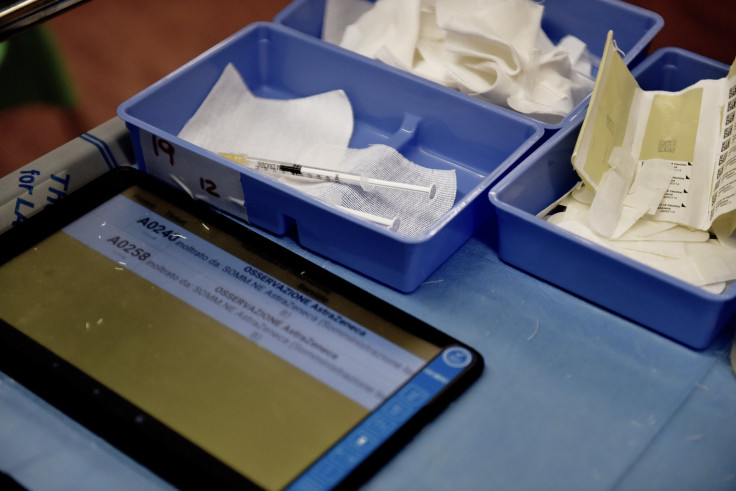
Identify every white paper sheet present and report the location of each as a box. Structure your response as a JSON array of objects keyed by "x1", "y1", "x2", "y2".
[{"x1": 176, "y1": 63, "x2": 457, "y2": 237}]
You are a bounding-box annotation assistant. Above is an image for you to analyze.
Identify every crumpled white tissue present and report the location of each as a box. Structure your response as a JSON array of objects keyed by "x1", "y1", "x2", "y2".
[
  {"x1": 546, "y1": 184, "x2": 736, "y2": 293},
  {"x1": 178, "y1": 63, "x2": 456, "y2": 237},
  {"x1": 328, "y1": 0, "x2": 595, "y2": 123},
  {"x1": 323, "y1": 0, "x2": 374, "y2": 45},
  {"x1": 587, "y1": 146, "x2": 637, "y2": 237}
]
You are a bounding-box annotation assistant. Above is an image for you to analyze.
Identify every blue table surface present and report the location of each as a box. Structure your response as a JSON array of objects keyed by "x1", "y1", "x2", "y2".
[{"x1": 1, "y1": 123, "x2": 735, "y2": 490}]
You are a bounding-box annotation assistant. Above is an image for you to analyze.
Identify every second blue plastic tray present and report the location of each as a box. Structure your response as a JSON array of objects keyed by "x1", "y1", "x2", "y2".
[{"x1": 119, "y1": 23, "x2": 543, "y2": 292}]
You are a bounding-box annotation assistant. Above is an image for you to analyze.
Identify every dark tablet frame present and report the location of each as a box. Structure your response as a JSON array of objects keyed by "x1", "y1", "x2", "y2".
[{"x1": 0, "y1": 166, "x2": 483, "y2": 490}]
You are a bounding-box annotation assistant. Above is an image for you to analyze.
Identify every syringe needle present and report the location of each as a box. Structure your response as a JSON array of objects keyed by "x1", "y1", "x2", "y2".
[{"x1": 219, "y1": 152, "x2": 436, "y2": 198}]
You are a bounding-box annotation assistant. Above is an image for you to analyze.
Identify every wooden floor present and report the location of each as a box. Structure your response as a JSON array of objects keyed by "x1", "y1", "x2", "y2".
[{"x1": 0, "y1": 0, "x2": 733, "y2": 178}]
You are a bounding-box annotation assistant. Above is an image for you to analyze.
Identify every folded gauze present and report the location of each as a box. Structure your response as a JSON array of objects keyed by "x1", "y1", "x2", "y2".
[
  {"x1": 178, "y1": 64, "x2": 456, "y2": 238},
  {"x1": 328, "y1": 0, "x2": 594, "y2": 124}
]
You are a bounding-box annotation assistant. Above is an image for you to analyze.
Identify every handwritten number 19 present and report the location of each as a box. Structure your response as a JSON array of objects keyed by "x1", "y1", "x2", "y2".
[{"x1": 152, "y1": 135, "x2": 175, "y2": 166}]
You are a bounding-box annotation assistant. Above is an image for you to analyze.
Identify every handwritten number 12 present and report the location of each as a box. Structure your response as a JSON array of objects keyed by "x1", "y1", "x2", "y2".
[{"x1": 199, "y1": 178, "x2": 220, "y2": 197}]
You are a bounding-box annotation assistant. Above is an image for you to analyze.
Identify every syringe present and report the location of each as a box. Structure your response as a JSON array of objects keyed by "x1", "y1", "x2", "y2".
[{"x1": 219, "y1": 152, "x2": 436, "y2": 199}]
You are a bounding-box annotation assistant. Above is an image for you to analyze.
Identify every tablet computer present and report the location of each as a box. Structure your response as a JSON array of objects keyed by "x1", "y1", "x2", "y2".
[{"x1": 0, "y1": 167, "x2": 482, "y2": 490}]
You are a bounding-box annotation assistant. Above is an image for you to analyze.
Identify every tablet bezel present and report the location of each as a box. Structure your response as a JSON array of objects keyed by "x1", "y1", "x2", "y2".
[{"x1": 0, "y1": 166, "x2": 483, "y2": 490}]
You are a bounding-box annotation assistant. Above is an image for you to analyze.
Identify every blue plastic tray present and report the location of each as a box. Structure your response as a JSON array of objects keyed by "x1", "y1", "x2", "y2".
[
  {"x1": 274, "y1": 0, "x2": 663, "y2": 134},
  {"x1": 489, "y1": 48, "x2": 733, "y2": 349},
  {"x1": 118, "y1": 22, "x2": 543, "y2": 292}
]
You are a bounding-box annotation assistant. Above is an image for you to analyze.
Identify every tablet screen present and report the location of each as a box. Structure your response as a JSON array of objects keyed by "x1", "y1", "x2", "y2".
[{"x1": 0, "y1": 172, "x2": 480, "y2": 490}]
